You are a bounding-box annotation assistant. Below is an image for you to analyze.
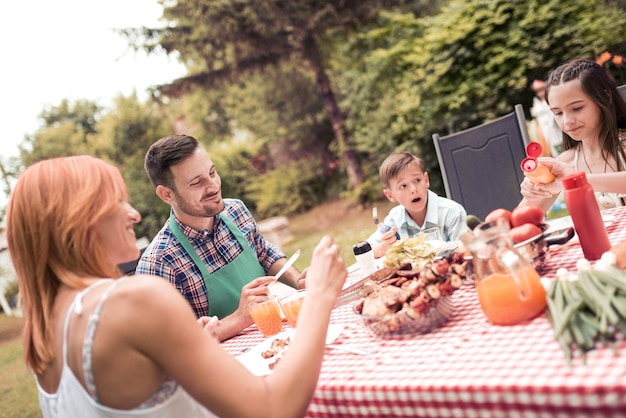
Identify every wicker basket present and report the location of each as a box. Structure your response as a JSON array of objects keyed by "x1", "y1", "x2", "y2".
[{"x1": 353, "y1": 295, "x2": 454, "y2": 338}]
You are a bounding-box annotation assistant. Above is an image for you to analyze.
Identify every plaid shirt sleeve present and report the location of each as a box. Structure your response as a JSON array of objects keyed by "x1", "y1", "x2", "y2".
[{"x1": 224, "y1": 199, "x2": 285, "y2": 270}]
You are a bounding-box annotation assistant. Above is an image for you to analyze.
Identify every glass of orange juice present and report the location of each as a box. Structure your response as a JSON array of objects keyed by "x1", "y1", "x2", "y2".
[
  {"x1": 462, "y1": 218, "x2": 547, "y2": 325},
  {"x1": 249, "y1": 295, "x2": 283, "y2": 337},
  {"x1": 279, "y1": 290, "x2": 306, "y2": 327}
]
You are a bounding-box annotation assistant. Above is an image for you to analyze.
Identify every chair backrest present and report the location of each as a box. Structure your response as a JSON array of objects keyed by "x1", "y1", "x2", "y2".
[
  {"x1": 117, "y1": 247, "x2": 147, "y2": 275},
  {"x1": 432, "y1": 104, "x2": 529, "y2": 220},
  {"x1": 618, "y1": 84, "x2": 626, "y2": 101}
]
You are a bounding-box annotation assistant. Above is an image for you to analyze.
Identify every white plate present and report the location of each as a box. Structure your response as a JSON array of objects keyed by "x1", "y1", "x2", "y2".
[
  {"x1": 602, "y1": 214, "x2": 616, "y2": 227},
  {"x1": 547, "y1": 214, "x2": 615, "y2": 232},
  {"x1": 236, "y1": 324, "x2": 344, "y2": 376}
]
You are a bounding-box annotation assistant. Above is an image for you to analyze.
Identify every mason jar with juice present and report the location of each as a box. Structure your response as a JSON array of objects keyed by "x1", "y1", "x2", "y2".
[
  {"x1": 279, "y1": 290, "x2": 306, "y2": 327},
  {"x1": 462, "y1": 218, "x2": 547, "y2": 325},
  {"x1": 248, "y1": 295, "x2": 283, "y2": 337}
]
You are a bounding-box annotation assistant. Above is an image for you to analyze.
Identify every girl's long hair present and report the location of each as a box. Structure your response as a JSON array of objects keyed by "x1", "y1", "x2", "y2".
[
  {"x1": 6, "y1": 155, "x2": 129, "y2": 374},
  {"x1": 545, "y1": 59, "x2": 626, "y2": 170}
]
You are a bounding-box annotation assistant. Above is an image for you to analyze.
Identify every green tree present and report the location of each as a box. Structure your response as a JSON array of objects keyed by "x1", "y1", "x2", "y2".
[
  {"x1": 339, "y1": 0, "x2": 626, "y2": 195},
  {"x1": 6, "y1": 93, "x2": 178, "y2": 240},
  {"x1": 121, "y1": 0, "x2": 438, "y2": 192},
  {"x1": 19, "y1": 99, "x2": 106, "y2": 167},
  {"x1": 96, "y1": 92, "x2": 173, "y2": 239}
]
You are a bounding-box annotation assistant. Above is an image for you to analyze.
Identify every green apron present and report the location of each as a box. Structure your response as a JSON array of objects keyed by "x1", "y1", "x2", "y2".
[{"x1": 169, "y1": 211, "x2": 266, "y2": 318}]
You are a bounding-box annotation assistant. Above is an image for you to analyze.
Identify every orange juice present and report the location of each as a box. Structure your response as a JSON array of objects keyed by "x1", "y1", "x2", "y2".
[
  {"x1": 475, "y1": 266, "x2": 547, "y2": 325},
  {"x1": 279, "y1": 290, "x2": 306, "y2": 327},
  {"x1": 249, "y1": 296, "x2": 283, "y2": 337}
]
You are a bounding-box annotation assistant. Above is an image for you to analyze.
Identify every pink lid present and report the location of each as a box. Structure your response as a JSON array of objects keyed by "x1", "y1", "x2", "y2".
[
  {"x1": 526, "y1": 142, "x2": 543, "y2": 158},
  {"x1": 520, "y1": 157, "x2": 538, "y2": 173}
]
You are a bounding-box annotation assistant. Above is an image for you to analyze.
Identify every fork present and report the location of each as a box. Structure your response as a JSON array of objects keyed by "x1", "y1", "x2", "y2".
[
  {"x1": 372, "y1": 207, "x2": 399, "y2": 239},
  {"x1": 325, "y1": 344, "x2": 371, "y2": 356},
  {"x1": 372, "y1": 207, "x2": 381, "y2": 226}
]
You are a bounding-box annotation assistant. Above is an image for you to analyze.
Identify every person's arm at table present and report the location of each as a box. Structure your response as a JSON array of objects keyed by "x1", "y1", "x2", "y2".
[
  {"x1": 214, "y1": 275, "x2": 277, "y2": 342},
  {"x1": 370, "y1": 227, "x2": 399, "y2": 258},
  {"x1": 521, "y1": 155, "x2": 626, "y2": 212},
  {"x1": 519, "y1": 155, "x2": 573, "y2": 213},
  {"x1": 538, "y1": 156, "x2": 626, "y2": 194},
  {"x1": 365, "y1": 224, "x2": 399, "y2": 259},
  {"x1": 267, "y1": 258, "x2": 305, "y2": 289},
  {"x1": 120, "y1": 236, "x2": 347, "y2": 418},
  {"x1": 586, "y1": 171, "x2": 626, "y2": 194},
  {"x1": 245, "y1": 208, "x2": 305, "y2": 289},
  {"x1": 519, "y1": 178, "x2": 560, "y2": 213},
  {"x1": 137, "y1": 255, "x2": 271, "y2": 342}
]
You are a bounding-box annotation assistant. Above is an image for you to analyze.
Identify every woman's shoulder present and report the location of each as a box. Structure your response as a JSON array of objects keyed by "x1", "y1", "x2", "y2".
[
  {"x1": 109, "y1": 275, "x2": 187, "y2": 313},
  {"x1": 101, "y1": 276, "x2": 198, "y2": 341}
]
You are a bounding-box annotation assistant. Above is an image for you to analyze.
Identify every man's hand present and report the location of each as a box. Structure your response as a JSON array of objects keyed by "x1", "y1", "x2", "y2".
[
  {"x1": 214, "y1": 276, "x2": 277, "y2": 342},
  {"x1": 237, "y1": 276, "x2": 277, "y2": 315},
  {"x1": 197, "y1": 315, "x2": 220, "y2": 340},
  {"x1": 269, "y1": 258, "x2": 302, "y2": 289},
  {"x1": 295, "y1": 268, "x2": 308, "y2": 289}
]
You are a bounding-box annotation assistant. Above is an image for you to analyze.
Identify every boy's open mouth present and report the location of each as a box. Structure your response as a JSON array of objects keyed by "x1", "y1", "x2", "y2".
[{"x1": 411, "y1": 197, "x2": 421, "y2": 203}]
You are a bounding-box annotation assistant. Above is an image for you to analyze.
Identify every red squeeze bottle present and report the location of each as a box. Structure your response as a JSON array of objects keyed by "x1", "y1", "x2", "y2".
[{"x1": 562, "y1": 171, "x2": 611, "y2": 260}]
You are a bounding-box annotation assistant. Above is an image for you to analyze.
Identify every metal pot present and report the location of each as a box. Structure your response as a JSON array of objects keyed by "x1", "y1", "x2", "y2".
[
  {"x1": 463, "y1": 226, "x2": 575, "y2": 278},
  {"x1": 513, "y1": 226, "x2": 575, "y2": 272}
]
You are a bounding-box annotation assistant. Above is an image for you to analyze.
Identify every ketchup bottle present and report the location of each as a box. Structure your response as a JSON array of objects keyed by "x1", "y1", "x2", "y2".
[{"x1": 562, "y1": 171, "x2": 610, "y2": 260}]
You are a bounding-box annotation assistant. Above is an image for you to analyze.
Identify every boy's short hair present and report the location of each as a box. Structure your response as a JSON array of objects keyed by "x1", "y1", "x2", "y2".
[{"x1": 379, "y1": 151, "x2": 426, "y2": 189}]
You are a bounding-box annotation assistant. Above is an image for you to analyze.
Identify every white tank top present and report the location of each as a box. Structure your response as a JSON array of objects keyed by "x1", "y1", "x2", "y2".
[
  {"x1": 573, "y1": 146, "x2": 626, "y2": 210},
  {"x1": 37, "y1": 279, "x2": 218, "y2": 418}
]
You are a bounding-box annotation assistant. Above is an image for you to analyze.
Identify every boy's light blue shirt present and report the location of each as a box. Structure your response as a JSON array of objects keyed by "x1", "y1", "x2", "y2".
[{"x1": 367, "y1": 190, "x2": 469, "y2": 244}]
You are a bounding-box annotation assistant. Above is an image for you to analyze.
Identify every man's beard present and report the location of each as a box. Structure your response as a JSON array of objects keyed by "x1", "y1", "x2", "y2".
[{"x1": 174, "y1": 191, "x2": 225, "y2": 218}]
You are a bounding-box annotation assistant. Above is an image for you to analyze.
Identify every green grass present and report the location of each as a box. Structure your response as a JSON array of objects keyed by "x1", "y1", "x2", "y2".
[
  {"x1": 279, "y1": 198, "x2": 396, "y2": 272},
  {"x1": 0, "y1": 315, "x2": 41, "y2": 418}
]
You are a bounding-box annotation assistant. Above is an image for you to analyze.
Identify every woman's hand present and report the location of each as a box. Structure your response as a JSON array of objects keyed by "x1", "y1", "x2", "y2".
[{"x1": 305, "y1": 236, "x2": 347, "y2": 299}]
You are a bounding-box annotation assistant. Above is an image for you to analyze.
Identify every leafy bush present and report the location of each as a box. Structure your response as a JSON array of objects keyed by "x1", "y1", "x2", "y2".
[
  {"x1": 209, "y1": 140, "x2": 264, "y2": 213},
  {"x1": 245, "y1": 157, "x2": 341, "y2": 217}
]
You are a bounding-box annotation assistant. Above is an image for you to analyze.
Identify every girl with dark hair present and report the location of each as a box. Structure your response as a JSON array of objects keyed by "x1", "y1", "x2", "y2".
[{"x1": 520, "y1": 59, "x2": 626, "y2": 212}]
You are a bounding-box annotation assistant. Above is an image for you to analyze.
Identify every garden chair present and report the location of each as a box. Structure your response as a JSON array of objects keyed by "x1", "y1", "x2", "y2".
[{"x1": 432, "y1": 104, "x2": 530, "y2": 220}]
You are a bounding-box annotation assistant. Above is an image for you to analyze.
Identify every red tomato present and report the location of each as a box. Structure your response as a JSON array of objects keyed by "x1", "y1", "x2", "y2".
[
  {"x1": 509, "y1": 223, "x2": 543, "y2": 244},
  {"x1": 484, "y1": 208, "x2": 513, "y2": 228},
  {"x1": 511, "y1": 206, "x2": 545, "y2": 228}
]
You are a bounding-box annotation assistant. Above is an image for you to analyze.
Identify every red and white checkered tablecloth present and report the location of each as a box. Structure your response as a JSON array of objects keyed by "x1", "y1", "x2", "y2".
[{"x1": 222, "y1": 206, "x2": 626, "y2": 418}]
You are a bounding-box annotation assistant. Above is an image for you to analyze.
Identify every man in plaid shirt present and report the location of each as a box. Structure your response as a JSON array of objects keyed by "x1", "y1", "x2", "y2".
[{"x1": 136, "y1": 135, "x2": 304, "y2": 341}]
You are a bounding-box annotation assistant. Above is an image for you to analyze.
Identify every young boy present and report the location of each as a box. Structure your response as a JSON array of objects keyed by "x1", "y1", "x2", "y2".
[{"x1": 367, "y1": 151, "x2": 470, "y2": 258}]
